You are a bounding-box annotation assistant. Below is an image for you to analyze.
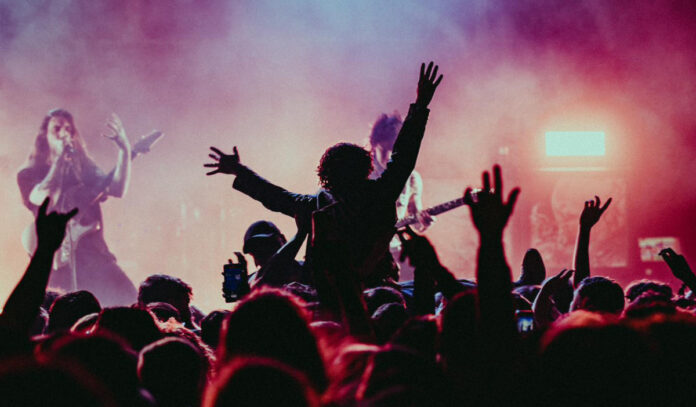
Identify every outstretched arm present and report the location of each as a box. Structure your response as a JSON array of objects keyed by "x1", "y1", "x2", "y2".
[
  {"x1": 1, "y1": 198, "x2": 77, "y2": 334},
  {"x1": 104, "y1": 114, "x2": 132, "y2": 198},
  {"x1": 378, "y1": 62, "x2": 443, "y2": 201},
  {"x1": 206, "y1": 146, "x2": 315, "y2": 218},
  {"x1": 573, "y1": 196, "x2": 611, "y2": 286},
  {"x1": 463, "y1": 165, "x2": 520, "y2": 343}
]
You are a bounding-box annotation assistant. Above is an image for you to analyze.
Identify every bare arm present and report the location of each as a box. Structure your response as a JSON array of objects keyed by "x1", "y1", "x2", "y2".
[
  {"x1": 463, "y1": 165, "x2": 520, "y2": 346},
  {"x1": 1, "y1": 198, "x2": 77, "y2": 334},
  {"x1": 532, "y1": 269, "x2": 573, "y2": 329},
  {"x1": 103, "y1": 114, "x2": 131, "y2": 198},
  {"x1": 377, "y1": 62, "x2": 442, "y2": 201},
  {"x1": 572, "y1": 196, "x2": 611, "y2": 286}
]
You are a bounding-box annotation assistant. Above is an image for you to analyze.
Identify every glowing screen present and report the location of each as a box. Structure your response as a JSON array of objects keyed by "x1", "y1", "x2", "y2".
[{"x1": 545, "y1": 131, "x2": 605, "y2": 156}]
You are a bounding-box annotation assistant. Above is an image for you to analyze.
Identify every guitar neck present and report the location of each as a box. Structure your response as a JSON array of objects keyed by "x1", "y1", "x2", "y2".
[{"x1": 395, "y1": 197, "x2": 466, "y2": 228}]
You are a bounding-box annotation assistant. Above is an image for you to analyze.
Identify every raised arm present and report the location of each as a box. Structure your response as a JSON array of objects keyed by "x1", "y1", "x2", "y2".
[
  {"x1": 463, "y1": 165, "x2": 520, "y2": 342},
  {"x1": 103, "y1": 114, "x2": 132, "y2": 198},
  {"x1": 206, "y1": 146, "x2": 316, "y2": 217},
  {"x1": 1, "y1": 198, "x2": 77, "y2": 334},
  {"x1": 573, "y1": 196, "x2": 611, "y2": 286},
  {"x1": 660, "y1": 248, "x2": 696, "y2": 294},
  {"x1": 377, "y1": 62, "x2": 442, "y2": 201},
  {"x1": 532, "y1": 269, "x2": 573, "y2": 329}
]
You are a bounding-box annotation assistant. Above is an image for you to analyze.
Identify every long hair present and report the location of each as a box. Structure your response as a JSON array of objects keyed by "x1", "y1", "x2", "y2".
[{"x1": 22, "y1": 109, "x2": 93, "y2": 179}]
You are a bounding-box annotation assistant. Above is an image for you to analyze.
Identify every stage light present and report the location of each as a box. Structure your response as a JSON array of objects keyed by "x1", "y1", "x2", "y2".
[{"x1": 545, "y1": 131, "x2": 605, "y2": 156}]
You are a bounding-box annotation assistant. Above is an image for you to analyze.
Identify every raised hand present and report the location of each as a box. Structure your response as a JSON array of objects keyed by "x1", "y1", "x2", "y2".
[
  {"x1": 463, "y1": 165, "x2": 520, "y2": 240},
  {"x1": 397, "y1": 225, "x2": 440, "y2": 268},
  {"x1": 35, "y1": 197, "x2": 78, "y2": 253},
  {"x1": 103, "y1": 113, "x2": 130, "y2": 151},
  {"x1": 660, "y1": 248, "x2": 694, "y2": 283},
  {"x1": 415, "y1": 61, "x2": 443, "y2": 108},
  {"x1": 205, "y1": 146, "x2": 241, "y2": 176},
  {"x1": 543, "y1": 269, "x2": 574, "y2": 294},
  {"x1": 579, "y1": 196, "x2": 612, "y2": 230}
]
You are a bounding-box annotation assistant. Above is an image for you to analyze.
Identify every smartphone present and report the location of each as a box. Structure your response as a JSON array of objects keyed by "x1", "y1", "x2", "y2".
[
  {"x1": 222, "y1": 262, "x2": 248, "y2": 303},
  {"x1": 516, "y1": 310, "x2": 534, "y2": 333}
]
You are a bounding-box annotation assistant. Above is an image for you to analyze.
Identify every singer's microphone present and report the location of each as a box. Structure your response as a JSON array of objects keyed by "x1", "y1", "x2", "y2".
[{"x1": 63, "y1": 142, "x2": 75, "y2": 159}]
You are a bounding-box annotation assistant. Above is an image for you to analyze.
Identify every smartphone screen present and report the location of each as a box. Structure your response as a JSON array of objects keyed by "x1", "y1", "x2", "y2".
[
  {"x1": 222, "y1": 263, "x2": 247, "y2": 303},
  {"x1": 516, "y1": 310, "x2": 534, "y2": 333}
]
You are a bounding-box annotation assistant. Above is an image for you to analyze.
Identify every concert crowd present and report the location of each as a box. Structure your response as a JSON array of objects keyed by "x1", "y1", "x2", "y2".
[{"x1": 4, "y1": 62, "x2": 696, "y2": 406}]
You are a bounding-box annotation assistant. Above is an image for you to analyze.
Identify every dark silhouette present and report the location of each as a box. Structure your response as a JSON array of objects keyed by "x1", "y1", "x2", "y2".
[
  {"x1": 138, "y1": 337, "x2": 209, "y2": 407},
  {"x1": 219, "y1": 288, "x2": 328, "y2": 391},
  {"x1": 138, "y1": 274, "x2": 196, "y2": 330},
  {"x1": 46, "y1": 290, "x2": 101, "y2": 334},
  {"x1": 203, "y1": 357, "x2": 319, "y2": 407},
  {"x1": 205, "y1": 62, "x2": 442, "y2": 291}
]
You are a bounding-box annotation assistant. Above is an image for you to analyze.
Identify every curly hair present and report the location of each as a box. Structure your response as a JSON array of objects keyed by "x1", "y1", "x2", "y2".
[{"x1": 316, "y1": 143, "x2": 373, "y2": 193}]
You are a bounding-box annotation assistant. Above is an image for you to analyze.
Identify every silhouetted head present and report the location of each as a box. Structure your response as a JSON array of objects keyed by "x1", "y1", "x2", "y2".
[
  {"x1": 539, "y1": 321, "x2": 657, "y2": 405},
  {"x1": 389, "y1": 315, "x2": 438, "y2": 361},
  {"x1": 200, "y1": 310, "x2": 230, "y2": 349},
  {"x1": 203, "y1": 357, "x2": 319, "y2": 407},
  {"x1": 570, "y1": 276, "x2": 625, "y2": 315},
  {"x1": 138, "y1": 337, "x2": 209, "y2": 407},
  {"x1": 38, "y1": 332, "x2": 147, "y2": 407},
  {"x1": 0, "y1": 358, "x2": 118, "y2": 407},
  {"x1": 317, "y1": 143, "x2": 373, "y2": 194},
  {"x1": 94, "y1": 307, "x2": 163, "y2": 351},
  {"x1": 371, "y1": 303, "x2": 409, "y2": 344},
  {"x1": 138, "y1": 274, "x2": 193, "y2": 326},
  {"x1": 363, "y1": 286, "x2": 407, "y2": 316},
  {"x1": 625, "y1": 280, "x2": 673, "y2": 303},
  {"x1": 47, "y1": 290, "x2": 101, "y2": 334},
  {"x1": 518, "y1": 248, "x2": 546, "y2": 286},
  {"x1": 356, "y1": 345, "x2": 451, "y2": 406},
  {"x1": 242, "y1": 220, "x2": 286, "y2": 267},
  {"x1": 219, "y1": 289, "x2": 327, "y2": 391}
]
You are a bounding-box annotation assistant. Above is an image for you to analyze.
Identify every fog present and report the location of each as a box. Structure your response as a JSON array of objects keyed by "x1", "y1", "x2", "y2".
[{"x1": 1, "y1": 0, "x2": 695, "y2": 311}]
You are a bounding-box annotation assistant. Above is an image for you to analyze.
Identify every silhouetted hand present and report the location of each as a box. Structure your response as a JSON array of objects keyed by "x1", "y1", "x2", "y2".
[
  {"x1": 660, "y1": 248, "x2": 694, "y2": 282},
  {"x1": 228, "y1": 251, "x2": 248, "y2": 272},
  {"x1": 397, "y1": 225, "x2": 439, "y2": 268},
  {"x1": 463, "y1": 165, "x2": 520, "y2": 240},
  {"x1": 579, "y1": 196, "x2": 612, "y2": 230},
  {"x1": 35, "y1": 197, "x2": 78, "y2": 253},
  {"x1": 543, "y1": 269, "x2": 574, "y2": 294},
  {"x1": 205, "y1": 146, "x2": 241, "y2": 176},
  {"x1": 415, "y1": 61, "x2": 443, "y2": 108}
]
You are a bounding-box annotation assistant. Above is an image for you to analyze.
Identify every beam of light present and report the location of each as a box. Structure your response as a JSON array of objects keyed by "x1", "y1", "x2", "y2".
[{"x1": 545, "y1": 131, "x2": 606, "y2": 156}]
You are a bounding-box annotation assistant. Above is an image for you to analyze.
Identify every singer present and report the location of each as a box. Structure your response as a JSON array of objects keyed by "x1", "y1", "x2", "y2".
[{"x1": 17, "y1": 109, "x2": 137, "y2": 306}]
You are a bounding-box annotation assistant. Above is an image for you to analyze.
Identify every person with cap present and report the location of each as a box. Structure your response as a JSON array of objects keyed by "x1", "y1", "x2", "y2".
[{"x1": 242, "y1": 219, "x2": 311, "y2": 289}]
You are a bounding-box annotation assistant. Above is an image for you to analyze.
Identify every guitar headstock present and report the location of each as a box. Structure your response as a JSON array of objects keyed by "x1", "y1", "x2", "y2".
[{"x1": 131, "y1": 130, "x2": 164, "y2": 159}]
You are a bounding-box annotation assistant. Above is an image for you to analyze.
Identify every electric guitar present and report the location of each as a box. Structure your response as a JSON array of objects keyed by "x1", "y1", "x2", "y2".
[
  {"x1": 21, "y1": 131, "x2": 164, "y2": 270},
  {"x1": 394, "y1": 196, "x2": 467, "y2": 229}
]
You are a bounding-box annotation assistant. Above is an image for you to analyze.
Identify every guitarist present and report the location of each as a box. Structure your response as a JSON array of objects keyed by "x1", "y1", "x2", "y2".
[
  {"x1": 368, "y1": 112, "x2": 434, "y2": 280},
  {"x1": 17, "y1": 109, "x2": 137, "y2": 306}
]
